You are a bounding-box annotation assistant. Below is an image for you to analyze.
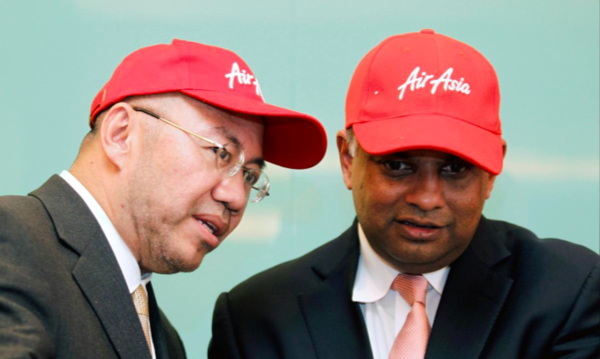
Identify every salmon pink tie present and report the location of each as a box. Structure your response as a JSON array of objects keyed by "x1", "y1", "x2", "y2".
[{"x1": 389, "y1": 274, "x2": 430, "y2": 359}]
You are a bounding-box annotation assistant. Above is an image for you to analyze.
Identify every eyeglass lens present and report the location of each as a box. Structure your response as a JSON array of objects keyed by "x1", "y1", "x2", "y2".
[{"x1": 214, "y1": 145, "x2": 269, "y2": 203}]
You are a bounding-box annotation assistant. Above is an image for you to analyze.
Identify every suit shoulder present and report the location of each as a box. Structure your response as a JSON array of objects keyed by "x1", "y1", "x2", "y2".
[
  {"x1": 229, "y1": 225, "x2": 356, "y2": 296},
  {"x1": 0, "y1": 195, "x2": 50, "y2": 235},
  {"x1": 488, "y1": 219, "x2": 599, "y2": 272},
  {"x1": 0, "y1": 194, "x2": 43, "y2": 213}
]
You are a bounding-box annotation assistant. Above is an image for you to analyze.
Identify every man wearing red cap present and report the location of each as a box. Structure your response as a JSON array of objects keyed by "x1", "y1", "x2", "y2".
[
  {"x1": 209, "y1": 30, "x2": 599, "y2": 359},
  {"x1": 0, "y1": 40, "x2": 327, "y2": 358}
]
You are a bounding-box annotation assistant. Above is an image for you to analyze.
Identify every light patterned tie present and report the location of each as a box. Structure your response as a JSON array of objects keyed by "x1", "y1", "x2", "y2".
[
  {"x1": 131, "y1": 284, "x2": 153, "y2": 356},
  {"x1": 389, "y1": 274, "x2": 430, "y2": 359}
]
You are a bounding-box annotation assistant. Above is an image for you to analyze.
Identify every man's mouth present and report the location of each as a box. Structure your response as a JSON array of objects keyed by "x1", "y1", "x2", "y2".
[
  {"x1": 397, "y1": 220, "x2": 442, "y2": 229},
  {"x1": 197, "y1": 219, "x2": 218, "y2": 234}
]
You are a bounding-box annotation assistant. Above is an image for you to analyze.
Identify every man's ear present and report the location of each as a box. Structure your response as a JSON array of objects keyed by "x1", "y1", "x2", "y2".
[
  {"x1": 485, "y1": 139, "x2": 507, "y2": 199},
  {"x1": 485, "y1": 174, "x2": 498, "y2": 199},
  {"x1": 337, "y1": 129, "x2": 353, "y2": 190},
  {"x1": 100, "y1": 103, "x2": 137, "y2": 171}
]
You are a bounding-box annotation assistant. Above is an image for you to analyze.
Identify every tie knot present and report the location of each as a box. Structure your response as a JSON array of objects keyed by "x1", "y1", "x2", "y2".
[
  {"x1": 391, "y1": 274, "x2": 428, "y2": 305},
  {"x1": 131, "y1": 284, "x2": 149, "y2": 316}
]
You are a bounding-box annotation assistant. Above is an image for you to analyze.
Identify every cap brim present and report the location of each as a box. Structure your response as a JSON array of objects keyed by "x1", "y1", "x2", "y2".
[
  {"x1": 352, "y1": 115, "x2": 504, "y2": 175},
  {"x1": 181, "y1": 89, "x2": 327, "y2": 169}
]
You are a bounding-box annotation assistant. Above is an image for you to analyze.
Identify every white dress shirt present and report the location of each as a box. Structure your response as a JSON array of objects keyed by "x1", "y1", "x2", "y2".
[
  {"x1": 60, "y1": 170, "x2": 156, "y2": 358},
  {"x1": 352, "y1": 224, "x2": 450, "y2": 359}
]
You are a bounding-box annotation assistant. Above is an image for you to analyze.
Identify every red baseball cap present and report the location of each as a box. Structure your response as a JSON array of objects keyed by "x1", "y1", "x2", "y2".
[
  {"x1": 346, "y1": 29, "x2": 503, "y2": 174},
  {"x1": 90, "y1": 39, "x2": 327, "y2": 170}
]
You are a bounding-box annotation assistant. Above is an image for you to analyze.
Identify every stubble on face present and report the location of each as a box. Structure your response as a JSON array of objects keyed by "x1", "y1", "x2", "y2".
[
  {"x1": 126, "y1": 165, "x2": 219, "y2": 274},
  {"x1": 121, "y1": 107, "x2": 210, "y2": 274},
  {"x1": 126, "y1": 152, "x2": 191, "y2": 274},
  {"x1": 348, "y1": 147, "x2": 495, "y2": 274},
  {"x1": 117, "y1": 94, "x2": 264, "y2": 275}
]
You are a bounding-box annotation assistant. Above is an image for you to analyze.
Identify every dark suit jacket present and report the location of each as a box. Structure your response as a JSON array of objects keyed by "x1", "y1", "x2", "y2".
[
  {"x1": 0, "y1": 175, "x2": 186, "y2": 359},
  {"x1": 209, "y1": 218, "x2": 599, "y2": 359}
]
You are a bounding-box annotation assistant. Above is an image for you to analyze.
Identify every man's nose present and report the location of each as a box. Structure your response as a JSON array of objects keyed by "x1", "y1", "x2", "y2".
[
  {"x1": 404, "y1": 171, "x2": 445, "y2": 212},
  {"x1": 212, "y1": 171, "x2": 248, "y2": 213}
]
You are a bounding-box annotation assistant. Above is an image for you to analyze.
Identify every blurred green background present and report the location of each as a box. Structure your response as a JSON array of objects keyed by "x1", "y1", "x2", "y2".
[{"x1": 1, "y1": 0, "x2": 598, "y2": 357}]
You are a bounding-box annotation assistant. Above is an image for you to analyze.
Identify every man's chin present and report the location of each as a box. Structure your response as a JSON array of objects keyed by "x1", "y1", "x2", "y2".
[
  {"x1": 175, "y1": 257, "x2": 205, "y2": 273},
  {"x1": 150, "y1": 255, "x2": 204, "y2": 274},
  {"x1": 177, "y1": 260, "x2": 203, "y2": 273}
]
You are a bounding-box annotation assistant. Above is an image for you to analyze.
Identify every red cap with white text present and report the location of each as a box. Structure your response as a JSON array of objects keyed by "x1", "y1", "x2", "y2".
[
  {"x1": 346, "y1": 29, "x2": 503, "y2": 174},
  {"x1": 90, "y1": 39, "x2": 327, "y2": 170}
]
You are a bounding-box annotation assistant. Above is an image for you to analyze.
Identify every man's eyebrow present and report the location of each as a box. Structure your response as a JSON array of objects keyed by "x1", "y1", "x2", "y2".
[
  {"x1": 213, "y1": 126, "x2": 265, "y2": 169},
  {"x1": 213, "y1": 126, "x2": 242, "y2": 149},
  {"x1": 247, "y1": 158, "x2": 266, "y2": 170}
]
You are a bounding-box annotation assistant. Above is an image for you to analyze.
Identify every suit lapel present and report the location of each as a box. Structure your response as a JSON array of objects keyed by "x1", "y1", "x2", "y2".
[
  {"x1": 72, "y1": 243, "x2": 151, "y2": 359},
  {"x1": 298, "y1": 223, "x2": 373, "y2": 359},
  {"x1": 148, "y1": 283, "x2": 173, "y2": 359},
  {"x1": 31, "y1": 175, "x2": 151, "y2": 359},
  {"x1": 425, "y1": 217, "x2": 513, "y2": 359}
]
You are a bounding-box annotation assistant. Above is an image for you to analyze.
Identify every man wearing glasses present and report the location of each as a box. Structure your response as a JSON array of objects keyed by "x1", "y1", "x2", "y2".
[
  {"x1": 0, "y1": 39, "x2": 326, "y2": 358},
  {"x1": 209, "y1": 30, "x2": 599, "y2": 358}
]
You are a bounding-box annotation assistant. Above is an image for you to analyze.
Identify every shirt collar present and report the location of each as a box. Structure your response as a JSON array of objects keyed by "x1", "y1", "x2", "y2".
[
  {"x1": 352, "y1": 223, "x2": 449, "y2": 303},
  {"x1": 60, "y1": 170, "x2": 151, "y2": 293}
]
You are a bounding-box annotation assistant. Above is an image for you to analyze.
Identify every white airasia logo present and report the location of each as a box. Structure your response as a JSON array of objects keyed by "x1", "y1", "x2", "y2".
[
  {"x1": 225, "y1": 62, "x2": 263, "y2": 100},
  {"x1": 397, "y1": 67, "x2": 471, "y2": 100}
]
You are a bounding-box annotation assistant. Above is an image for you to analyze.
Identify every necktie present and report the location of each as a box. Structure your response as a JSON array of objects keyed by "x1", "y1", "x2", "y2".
[
  {"x1": 132, "y1": 284, "x2": 153, "y2": 356},
  {"x1": 389, "y1": 274, "x2": 430, "y2": 359}
]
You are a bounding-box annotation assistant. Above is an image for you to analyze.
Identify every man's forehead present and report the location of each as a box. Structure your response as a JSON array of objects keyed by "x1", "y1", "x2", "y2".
[
  {"x1": 143, "y1": 94, "x2": 262, "y2": 130},
  {"x1": 192, "y1": 100, "x2": 265, "y2": 133},
  {"x1": 371, "y1": 149, "x2": 463, "y2": 160},
  {"x1": 208, "y1": 116, "x2": 266, "y2": 170}
]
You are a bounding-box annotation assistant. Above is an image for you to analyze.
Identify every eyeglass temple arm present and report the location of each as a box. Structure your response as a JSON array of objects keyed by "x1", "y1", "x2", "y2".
[{"x1": 133, "y1": 107, "x2": 225, "y2": 149}]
